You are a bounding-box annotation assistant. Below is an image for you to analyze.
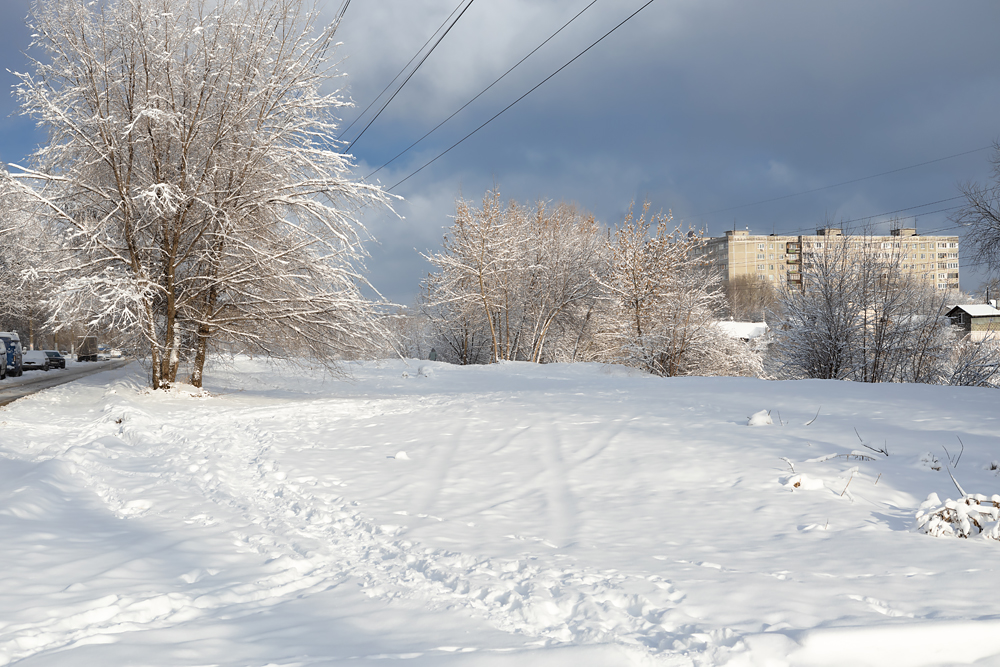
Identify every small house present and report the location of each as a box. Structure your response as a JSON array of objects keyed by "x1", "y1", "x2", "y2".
[{"x1": 946, "y1": 304, "x2": 1000, "y2": 342}]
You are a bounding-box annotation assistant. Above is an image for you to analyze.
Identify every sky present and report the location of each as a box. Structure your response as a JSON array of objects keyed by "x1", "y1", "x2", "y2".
[{"x1": 2, "y1": 0, "x2": 1000, "y2": 304}]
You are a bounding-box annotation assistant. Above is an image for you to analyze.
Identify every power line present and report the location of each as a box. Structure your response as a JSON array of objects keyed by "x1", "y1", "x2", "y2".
[
  {"x1": 345, "y1": 0, "x2": 476, "y2": 153},
  {"x1": 708, "y1": 199, "x2": 967, "y2": 241},
  {"x1": 691, "y1": 146, "x2": 991, "y2": 219},
  {"x1": 339, "y1": 0, "x2": 466, "y2": 141},
  {"x1": 387, "y1": 0, "x2": 658, "y2": 192},
  {"x1": 366, "y1": 0, "x2": 600, "y2": 180}
]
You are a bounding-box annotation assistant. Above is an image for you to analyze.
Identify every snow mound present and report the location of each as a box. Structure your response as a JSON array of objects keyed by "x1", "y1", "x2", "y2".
[
  {"x1": 783, "y1": 473, "x2": 825, "y2": 491},
  {"x1": 417, "y1": 365, "x2": 434, "y2": 377},
  {"x1": 917, "y1": 493, "x2": 1000, "y2": 540},
  {"x1": 747, "y1": 409, "x2": 772, "y2": 426},
  {"x1": 141, "y1": 382, "x2": 210, "y2": 399}
]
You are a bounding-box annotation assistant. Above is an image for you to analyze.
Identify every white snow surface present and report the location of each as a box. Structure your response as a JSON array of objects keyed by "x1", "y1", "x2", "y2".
[{"x1": 2, "y1": 358, "x2": 1000, "y2": 666}]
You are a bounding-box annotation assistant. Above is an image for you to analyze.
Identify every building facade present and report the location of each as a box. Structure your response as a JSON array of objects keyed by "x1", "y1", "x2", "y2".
[{"x1": 703, "y1": 227, "x2": 960, "y2": 291}]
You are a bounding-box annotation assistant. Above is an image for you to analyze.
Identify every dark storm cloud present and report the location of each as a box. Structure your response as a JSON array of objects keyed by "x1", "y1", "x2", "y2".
[{"x1": 2, "y1": 1, "x2": 999, "y2": 301}]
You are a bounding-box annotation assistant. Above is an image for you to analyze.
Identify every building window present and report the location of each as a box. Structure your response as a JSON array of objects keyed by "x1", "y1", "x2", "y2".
[
  {"x1": 947, "y1": 262, "x2": 958, "y2": 269},
  {"x1": 949, "y1": 242, "x2": 958, "y2": 248},
  {"x1": 758, "y1": 243, "x2": 765, "y2": 250},
  {"x1": 757, "y1": 264, "x2": 765, "y2": 270}
]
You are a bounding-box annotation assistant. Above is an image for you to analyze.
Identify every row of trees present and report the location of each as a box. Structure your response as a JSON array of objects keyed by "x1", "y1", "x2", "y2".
[
  {"x1": 2, "y1": 0, "x2": 389, "y2": 389},
  {"x1": 409, "y1": 189, "x2": 1000, "y2": 388},
  {"x1": 416, "y1": 190, "x2": 762, "y2": 376}
]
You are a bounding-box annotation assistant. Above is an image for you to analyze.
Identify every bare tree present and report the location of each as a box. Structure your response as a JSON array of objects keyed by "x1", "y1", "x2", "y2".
[
  {"x1": 725, "y1": 275, "x2": 777, "y2": 322},
  {"x1": 7, "y1": 0, "x2": 390, "y2": 388},
  {"x1": 421, "y1": 189, "x2": 605, "y2": 364},
  {"x1": 599, "y1": 203, "x2": 737, "y2": 377},
  {"x1": 772, "y1": 228, "x2": 953, "y2": 383},
  {"x1": 955, "y1": 141, "x2": 1000, "y2": 274}
]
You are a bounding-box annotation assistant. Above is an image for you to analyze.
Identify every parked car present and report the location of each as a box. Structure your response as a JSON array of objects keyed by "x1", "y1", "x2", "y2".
[
  {"x1": 43, "y1": 350, "x2": 66, "y2": 369},
  {"x1": 0, "y1": 340, "x2": 6, "y2": 380},
  {"x1": 22, "y1": 350, "x2": 51, "y2": 372},
  {"x1": 0, "y1": 332, "x2": 23, "y2": 377}
]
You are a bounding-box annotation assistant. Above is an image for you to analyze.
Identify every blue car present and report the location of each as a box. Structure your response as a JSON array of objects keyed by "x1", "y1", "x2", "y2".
[{"x1": 0, "y1": 332, "x2": 23, "y2": 377}]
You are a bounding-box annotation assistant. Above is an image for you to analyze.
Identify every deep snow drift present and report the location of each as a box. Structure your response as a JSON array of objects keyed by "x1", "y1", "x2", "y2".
[{"x1": 1, "y1": 358, "x2": 999, "y2": 666}]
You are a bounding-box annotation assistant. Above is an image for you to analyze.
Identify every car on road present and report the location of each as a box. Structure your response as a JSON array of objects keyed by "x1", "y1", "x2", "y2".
[
  {"x1": 22, "y1": 350, "x2": 51, "y2": 372},
  {"x1": 43, "y1": 350, "x2": 66, "y2": 369},
  {"x1": 0, "y1": 332, "x2": 23, "y2": 377},
  {"x1": 0, "y1": 340, "x2": 6, "y2": 380}
]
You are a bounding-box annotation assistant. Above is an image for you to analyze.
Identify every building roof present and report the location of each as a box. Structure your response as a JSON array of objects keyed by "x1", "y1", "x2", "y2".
[
  {"x1": 716, "y1": 321, "x2": 768, "y2": 340},
  {"x1": 947, "y1": 304, "x2": 1000, "y2": 317}
]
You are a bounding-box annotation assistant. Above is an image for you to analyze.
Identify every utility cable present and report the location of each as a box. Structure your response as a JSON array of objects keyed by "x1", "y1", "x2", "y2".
[
  {"x1": 339, "y1": 0, "x2": 466, "y2": 141},
  {"x1": 691, "y1": 146, "x2": 991, "y2": 219},
  {"x1": 388, "y1": 0, "x2": 658, "y2": 191},
  {"x1": 345, "y1": 0, "x2": 476, "y2": 153},
  {"x1": 366, "y1": 0, "x2": 600, "y2": 180}
]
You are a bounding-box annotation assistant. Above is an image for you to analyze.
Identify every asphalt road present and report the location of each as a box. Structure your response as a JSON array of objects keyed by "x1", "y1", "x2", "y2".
[{"x1": 0, "y1": 359, "x2": 132, "y2": 407}]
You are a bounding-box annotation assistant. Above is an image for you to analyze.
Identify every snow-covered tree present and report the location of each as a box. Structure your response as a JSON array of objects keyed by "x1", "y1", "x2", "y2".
[
  {"x1": 7, "y1": 0, "x2": 390, "y2": 388},
  {"x1": 598, "y1": 203, "x2": 740, "y2": 377},
  {"x1": 421, "y1": 189, "x2": 605, "y2": 364}
]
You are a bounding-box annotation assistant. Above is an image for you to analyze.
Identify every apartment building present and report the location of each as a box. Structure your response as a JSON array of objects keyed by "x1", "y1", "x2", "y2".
[{"x1": 703, "y1": 227, "x2": 960, "y2": 291}]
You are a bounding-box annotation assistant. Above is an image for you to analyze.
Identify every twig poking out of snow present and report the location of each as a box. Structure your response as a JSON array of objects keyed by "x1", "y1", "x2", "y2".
[
  {"x1": 748, "y1": 410, "x2": 772, "y2": 426},
  {"x1": 917, "y1": 493, "x2": 1000, "y2": 540},
  {"x1": 780, "y1": 457, "x2": 795, "y2": 473},
  {"x1": 805, "y1": 406, "x2": 821, "y2": 426}
]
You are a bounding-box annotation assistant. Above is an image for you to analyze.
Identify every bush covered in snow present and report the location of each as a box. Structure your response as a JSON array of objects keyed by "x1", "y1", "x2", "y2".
[{"x1": 917, "y1": 492, "x2": 1000, "y2": 540}]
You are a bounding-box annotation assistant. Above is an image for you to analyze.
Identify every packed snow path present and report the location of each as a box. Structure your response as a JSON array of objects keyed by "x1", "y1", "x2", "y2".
[{"x1": 2, "y1": 359, "x2": 1000, "y2": 666}]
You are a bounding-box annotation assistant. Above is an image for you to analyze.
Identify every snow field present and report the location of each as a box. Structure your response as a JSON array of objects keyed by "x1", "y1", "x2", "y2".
[{"x1": 1, "y1": 359, "x2": 1000, "y2": 665}]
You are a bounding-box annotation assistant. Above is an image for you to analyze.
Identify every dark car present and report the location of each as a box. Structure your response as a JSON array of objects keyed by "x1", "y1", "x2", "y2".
[
  {"x1": 43, "y1": 350, "x2": 66, "y2": 369},
  {"x1": 22, "y1": 350, "x2": 51, "y2": 371},
  {"x1": 0, "y1": 332, "x2": 22, "y2": 377}
]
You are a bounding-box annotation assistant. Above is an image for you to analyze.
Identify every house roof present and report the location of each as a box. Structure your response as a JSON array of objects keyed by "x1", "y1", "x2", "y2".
[
  {"x1": 716, "y1": 321, "x2": 768, "y2": 340},
  {"x1": 947, "y1": 304, "x2": 1000, "y2": 318}
]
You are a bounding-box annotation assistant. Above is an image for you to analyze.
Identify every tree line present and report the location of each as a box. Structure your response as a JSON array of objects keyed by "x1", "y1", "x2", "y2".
[
  {"x1": 410, "y1": 189, "x2": 761, "y2": 377},
  {"x1": 400, "y1": 189, "x2": 1000, "y2": 389}
]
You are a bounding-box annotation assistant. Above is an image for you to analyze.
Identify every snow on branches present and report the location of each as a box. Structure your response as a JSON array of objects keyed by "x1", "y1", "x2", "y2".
[
  {"x1": 420, "y1": 190, "x2": 761, "y2": 376},
  {"x1": 917, "y1": 493, "x2": 1000, "y2": 540},
  {"x1": 9, "y1": 0, "x2": 392, "y2": 388}
]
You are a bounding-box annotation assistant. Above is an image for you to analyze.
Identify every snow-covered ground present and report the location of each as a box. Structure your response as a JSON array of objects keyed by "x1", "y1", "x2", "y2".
[{"x1": 2, "y1": 358, "x2": 999, "y2": 666}]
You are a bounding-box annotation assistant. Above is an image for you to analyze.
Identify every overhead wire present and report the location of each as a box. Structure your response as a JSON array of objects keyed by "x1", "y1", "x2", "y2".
[
  {"x1": 345, "y1": 0, "x2": 477, "y2": 153},
  {"x1": 339, "y1": 0, "x2": 467, "y2": 141},
  {"x1": 690, "y1": 146, "x2": 991, "y2": 220},
  {"x1": 366, "y1": 0, "x2": 600, "y2": 180},
  {"x1": 696, "y1": 195, "x2": 970, "y2": 241},
  {"x1": 387, "y1": 0, "x2": 659, "y2": 192}
]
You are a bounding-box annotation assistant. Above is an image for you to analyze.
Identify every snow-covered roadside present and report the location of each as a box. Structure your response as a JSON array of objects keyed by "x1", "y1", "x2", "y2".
[{"x1": 1, "y1": 359, "x2": 999, "y2": 666}]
